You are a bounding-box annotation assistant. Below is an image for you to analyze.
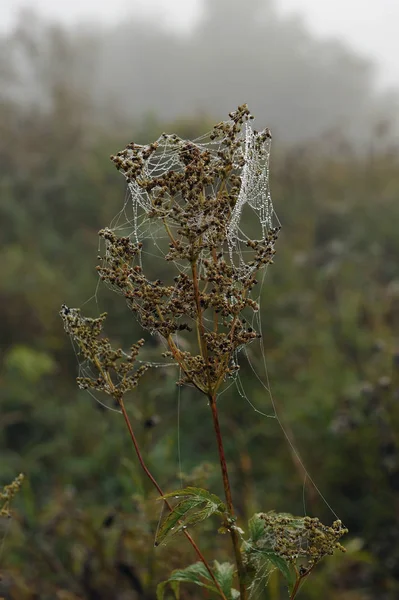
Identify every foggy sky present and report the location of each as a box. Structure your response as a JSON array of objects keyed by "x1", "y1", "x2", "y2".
[{"x1": 1, "y1": 0, "x2": 398, "y2": 89}]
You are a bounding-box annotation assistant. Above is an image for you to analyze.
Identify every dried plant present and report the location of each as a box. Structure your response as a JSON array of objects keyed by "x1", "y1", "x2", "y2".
[
  {"x1": 60, "y1": 105, "x2": 346, "y2": 599},
  {"x1": 0, "y1": 474, "x2": 24, "y2": 518}
]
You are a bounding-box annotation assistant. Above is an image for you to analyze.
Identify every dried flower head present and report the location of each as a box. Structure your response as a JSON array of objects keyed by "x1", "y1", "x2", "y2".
[
  {"x1": 0, "y1": 473, "x2": 24, "y2": 518},
  {"x1": 60, "y1": 305, "x2": 147, "y2": 401},
  {"x1": 98, "y1": 105, "x2": 279, "y2": 395},
  {"x1": 260, "y1": 512, "x2": 347, "y2": 569}
]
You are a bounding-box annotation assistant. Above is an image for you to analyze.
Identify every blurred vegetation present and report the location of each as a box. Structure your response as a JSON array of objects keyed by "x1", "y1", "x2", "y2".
[
  {"x1": 2, "y1": 0, "x2": 398, "y2": 143},
  {"x1": 1, "y1": 4, "x2": 399, "y2": 599}
]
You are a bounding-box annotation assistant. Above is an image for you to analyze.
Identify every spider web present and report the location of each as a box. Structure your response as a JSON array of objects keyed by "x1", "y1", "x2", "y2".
[
  {"x1": 69, "y1": 112, "x2": 341, "y2": 595},
  {"x1": 103, "y1": 118, "x2": 276, "y2": 282}
]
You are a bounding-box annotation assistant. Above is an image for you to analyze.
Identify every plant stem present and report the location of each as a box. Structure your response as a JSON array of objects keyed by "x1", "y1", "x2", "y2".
[
  {"x1": 93, "y1": 356, "x2": 225, "y2": 598},
  {"x1": 119, "y1": 398, "x2": 227, "y2": 600},
  {"x1": 290, "y1": 578, "x2": 301, "y2": 600},
  {"x1": 209, "y1": 394, "x2": 248, "y2": 600},
  {"x1": 290, "y1": 567, "x2": 313, "y2": 600},
  {"x1": 191, "y1": 260, "x2": 208, "y2": 362},
  {"x1": 189, "y1": 254, "x2": 247, "y2": 597}
]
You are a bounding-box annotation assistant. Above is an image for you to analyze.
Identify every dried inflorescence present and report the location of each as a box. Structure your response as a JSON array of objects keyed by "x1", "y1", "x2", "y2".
[
  {"x1": 97, "y1": 105, "x2": 279, "y2": 395},
  {"x1": 60, "y1": 305, "x2": 148, "y2": 400},
  {"x1": 260, "y1": 512, "x2": 347, "y2": 570},
  {"x1": 59, "y1": 107, "x2": 347, "y2": 597},
  {"x1": 0, "y1": 473, "x2": 24, "y2": 517}
]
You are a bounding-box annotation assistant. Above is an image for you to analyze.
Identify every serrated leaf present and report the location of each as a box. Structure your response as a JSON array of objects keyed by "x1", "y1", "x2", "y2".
[
  {"x1": 162, "y1": 486, "x2": 225, "y2": 509},
  {"x1": 262, "y1": 552, "x2": 297, "y2": 592},
  {"x1": 248, "y1": 513, "x2": 265, "y2": 543},
  {"x1": 185, "y1": 504, "x2": 221, "y2": 526},
  {"x1": 156, "y1": 487, "x2": 225, "y2": 545},
  {"x1": 157, "y1": 561, "x2": 238, "y2": 600},
  {"x1": 159, "y1": 562, "x2": 218, "y2": 595},
  {"x1": 213, "y1": 561, "x2": 239, "y2": 599}
]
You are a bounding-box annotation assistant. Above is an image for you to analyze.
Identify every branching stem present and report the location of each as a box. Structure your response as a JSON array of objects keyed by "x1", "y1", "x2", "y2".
[
  {"x1": 209, "y1": 393, "x2": 248, "y2": 600},
  {"x1": 290, "y1": 566, "x2": 313, "y2": 599},
  {"x1": 119, "y1": 398, "x2": 227, "y2": 600},
  {"x1": 92, "y1": 357, "x2": 226, "y2": 599},
  {"x1": 191, "y1": 260, "x2": 208, "y2": 364},
  {"x1": 190, "y1": 249, "x2": 248, "y2": 597}
]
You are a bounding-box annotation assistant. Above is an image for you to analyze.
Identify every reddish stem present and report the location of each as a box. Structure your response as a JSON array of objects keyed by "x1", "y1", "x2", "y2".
[
  {"x1": 209, "y1": 395, "x2": 248, "y2": 599},
  {"x1": 119, "y1": 399, "x2": 227, "y2": 599}
]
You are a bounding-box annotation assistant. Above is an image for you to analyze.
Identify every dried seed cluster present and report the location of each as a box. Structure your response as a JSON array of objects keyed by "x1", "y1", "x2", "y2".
[
  {"x1": 0, "y1": 473, "x2": 24, "y2": 517},
  {"x1": 259, "y1": 512, "x2": 347, "y2": 569},
  {"x1": 97, "y1": 229, "x2": 195, "y2": 338},
  {"x1": 100, "y1": 105, "x2": 279, "y2": 395},
  {"x1": 60, "y1": 305, "x2": 148, "y2": 401}
]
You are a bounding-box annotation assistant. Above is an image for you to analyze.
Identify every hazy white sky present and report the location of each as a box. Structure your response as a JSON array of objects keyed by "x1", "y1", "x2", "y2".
[{"x1": 1, "y1": 0, "x2": 398, "y2": 88}]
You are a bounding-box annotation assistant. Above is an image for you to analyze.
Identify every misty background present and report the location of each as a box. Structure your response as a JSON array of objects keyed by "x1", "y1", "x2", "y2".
[
  {"x1": 1, "y1": 1, "x2": 399, "y2": 599},
  {"x1": 1, "y1": 0, "x2": 398, "y2": 143}
]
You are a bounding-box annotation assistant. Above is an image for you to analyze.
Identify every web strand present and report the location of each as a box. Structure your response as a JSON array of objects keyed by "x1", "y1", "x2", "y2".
[{"x1": 73, "y1": 108, "x2": 340, "y2": 539}]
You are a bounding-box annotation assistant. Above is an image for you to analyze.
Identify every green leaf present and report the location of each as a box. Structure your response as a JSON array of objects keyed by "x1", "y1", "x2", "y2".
[
  {"x1": 247, "y1": 513, "x2": 265, "y2": 543},
  {"x1": 162, "y1": 486, "x2": 225, "y2": 508},
  {"x1": 156, "y1": 581, "x2": 168, "y2": 600},
  {"x1": 157, "y1": 580, "x2": 180, "y2": 600},
  {"x1": 213, "y1": 561, "x2": 239, "y2": 599},
  {"x1": 262, "y1": 552, "x2": 297, "y2": 592},
  {"x1": 157, "y1": 561, "x2": 239, "y2": 600},
  {"x1": 157, "y1": 562, "x2": 218, "y2": 599},
  {"x1": 156, "y1": 487, "x2": 225, "y2": 546},
  {"x1": 155, "y1": 498, "x2": 198, "y2": 545},
  {"x1": 168, "y1": 562, "x2": 214, "y2": 586},
  {"x1": 245, "y1": 513, "x2": 297, "y2": 593}
]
